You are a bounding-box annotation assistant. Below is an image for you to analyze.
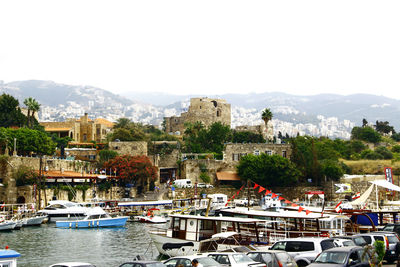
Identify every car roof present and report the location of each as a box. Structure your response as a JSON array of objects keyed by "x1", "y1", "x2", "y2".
[
  {"x1": 50, "y1": 263, "x2": 94, "y2": 267},
  {"x1": 121, "y1": 261, "x2": 163, "y2": 264},
  {"x1": 247, "y1": 250, "x2": 288, "y2": 254},
  {"x1": 322, "y1": 246, "x2": 363, "y2": 252},
  {"x1": 166, "y1": 255, "x2": 210, "y2": 260},
  {"x1": 275, "y1": 237, "x2": 331, "y2": 242}
]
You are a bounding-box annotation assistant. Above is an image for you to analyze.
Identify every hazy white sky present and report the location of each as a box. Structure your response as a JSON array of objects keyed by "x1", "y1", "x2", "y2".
[{"x1": 1, "y1": 0, "x2": 400, "y2": 98}]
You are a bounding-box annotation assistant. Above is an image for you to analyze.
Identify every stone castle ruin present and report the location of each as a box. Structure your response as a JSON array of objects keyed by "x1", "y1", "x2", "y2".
[{"x1": 164, "y1": 97, "x2": 231, "y2": 134}]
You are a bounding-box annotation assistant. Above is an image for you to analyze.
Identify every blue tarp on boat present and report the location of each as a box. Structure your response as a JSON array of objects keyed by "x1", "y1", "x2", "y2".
[{"x1": 350, "y1": 213, "x2": 379, "y2": 226}]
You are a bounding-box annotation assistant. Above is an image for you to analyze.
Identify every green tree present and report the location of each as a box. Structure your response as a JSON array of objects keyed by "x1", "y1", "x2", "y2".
[
  {"x1": 232, "y1": 131, "x2": 265, "y2": 143},
  {"x1": 99, "y1": 150, "x2": 118, "y2": 164},
  {"x1": 261, "y1": 108, "x2": 273, "y2": 125},
  {"x1": 237, "y1": 154, "x2": 300, "y2": 187},
  {"x1": 320, "y1": 160, "x2": 344, "y2": 181},
  {"x1": 23, "y1": 97, "x2": 41, "y2": 128},
  {"x1": 374, "y1": 120, "x2": 395, "y2": 135},
  {"x1": 351, "y1": 126, "x2": 381, "y2": 143},
  {"x1": 362, "y1": 118, "x2": 368, "y2": 127},
  {"x1": 391, "y1": 145, "x2": 400, "y2": 153},
  {"x1": 374, "y1": 146, "x2": 393, "y2": 159},
  {"x1": 0, "y1": 93, "x2": 26, "y2": 127},
  {"x1": 360, "y1": 149, "x2": 384, "y2": 160}
]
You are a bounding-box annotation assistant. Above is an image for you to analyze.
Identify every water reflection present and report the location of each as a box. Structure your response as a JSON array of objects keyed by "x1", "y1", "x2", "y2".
[{"x1": 1, "y1": 223, "x2": 161, "y2": 267}]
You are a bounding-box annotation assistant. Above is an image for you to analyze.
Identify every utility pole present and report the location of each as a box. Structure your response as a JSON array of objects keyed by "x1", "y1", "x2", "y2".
[
  {"x1": 247, "y1": 180, "x2": 250, "y2": 211},
  {"x1": 38, "y1": 156, "x2": 42, "y2": 209}
]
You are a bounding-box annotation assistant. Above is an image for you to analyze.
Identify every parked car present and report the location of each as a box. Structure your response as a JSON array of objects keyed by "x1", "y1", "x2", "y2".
[
  {"x1": 207, "y1": 252, "x2": 266, "y2": 267},
  {"x1": 269, "y1": 237, "x2": 336, "y2": 267},
  {"x1": 164, "y1": 255, "x2": 221, "y2": 267},
  {"x1": 307, "y1": 246, "x2": 370, "y2": 267},
  {"x1": 382, "y1": 223, "x2": 400, "y2": 236},
  {"x1": 119, "y1": 261, "x2": 167, "y2": 267},
  {"x1": 332, "y1": 237, "x2": 356, "y2": 247},
  {"x1": 246, "y1": 250, "x2": 297, "y2": 267},
  {"x1": 354, "y1": 231, "x2": 400, "y2": 263},
  {"x1": 49, "y1": 263, "x2": 96, "y2": 267},
  {"x1": 333, "y1": 236, "x2": 367, "y2": 247}
]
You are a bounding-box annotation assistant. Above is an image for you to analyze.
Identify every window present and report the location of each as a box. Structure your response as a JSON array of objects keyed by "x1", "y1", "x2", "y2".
[
  {"x1": 200, "y1": 106, "x2": 202, "y2": 109},
  {"x1": 265, "y1": 150, "x2": 272, "y2": 156},
  {"x1": 271, "y1": 241, "x2": 286, "y2": 250},
  {"x1": 282, "y1": 150, "x2": 287, "y2": 158},
  {"x1": 233, "y1": 154, "x2": 239, "y2": 161},
  {"x1": 285, "y1": 241, "x2": 314, "y2": 252},
  {"x1": 320, "y1": 239, "x2": 335, "y2": 250},
  {"x1": 83, "y1": 133, "x2": 87, "y2": 141},
  {"x1": 217, "y1": 110, "x2": 221, "y2": 117},
  {"x1": 254, "y1": 150, "x2": 260, "y2": 155}
]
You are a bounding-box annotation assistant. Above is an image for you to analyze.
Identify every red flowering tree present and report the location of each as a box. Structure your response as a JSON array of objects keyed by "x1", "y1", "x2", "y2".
[{"x1": 104, "y1": 155, "x2": 158, "y2": 194}]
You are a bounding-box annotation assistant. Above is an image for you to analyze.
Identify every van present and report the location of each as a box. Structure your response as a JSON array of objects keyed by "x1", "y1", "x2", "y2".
[{"x1": 173, "y1": 179, "x2": 192, "y2": 188}]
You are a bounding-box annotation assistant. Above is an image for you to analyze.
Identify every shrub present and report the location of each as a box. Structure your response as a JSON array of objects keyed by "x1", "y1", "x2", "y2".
[
  {"x1": 361, "y1": 150, "x2": 384, "y2": 160},
  {"x1": 392, "y1": 145, "x2": 400, "y2": 153},
  {"x1": 199, "y1": 172, "x2": 211, "y2": 183},
  {"x1": 375, "y1": 146, "x2": 393, "y2": 159}
]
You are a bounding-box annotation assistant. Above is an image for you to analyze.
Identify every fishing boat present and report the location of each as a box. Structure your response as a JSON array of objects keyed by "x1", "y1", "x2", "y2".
[
  {"x1": 55, "y1": 207, "x2": 129, "y2": 228},
  {"x1": 0, "y1": 220, "x2": 17, "y2": 231},
  {"x1": 134, "y1": 208, "x2": 168, "y2": 223},
  {"x1": 147, "y1": 213, "x2": 270, "y2": 256},
  {"x1": 0, "y1": 248, "x2": 20, "y2": 267}
]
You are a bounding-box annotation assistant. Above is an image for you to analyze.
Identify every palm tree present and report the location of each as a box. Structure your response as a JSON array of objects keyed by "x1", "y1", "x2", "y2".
[
  {"x1": 261, "y1": 108, "x2": 273, "y2": 125},
  {"x1": 23, "y1": 97, "x2": 41, "y2": 128}
]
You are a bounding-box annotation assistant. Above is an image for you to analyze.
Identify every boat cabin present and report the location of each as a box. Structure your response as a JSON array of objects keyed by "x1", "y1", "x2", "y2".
[
  {"x1": 0, "y1": 249, "x2": 20, "y2": 267},
  {"x1": 167, "y1": 214, "x2": 266, "y2": 244}
]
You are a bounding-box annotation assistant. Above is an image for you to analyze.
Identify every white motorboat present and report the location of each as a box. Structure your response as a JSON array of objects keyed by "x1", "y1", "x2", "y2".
[
  {"x1": 37, "y1": 200, "x2": 89, "y2": 222},
  {"x1": 0, "y1": 220, "x2": 17, "y2": 231},
  {"x1": 23, "y1": 214, "x2": 48, "y2": 226}
]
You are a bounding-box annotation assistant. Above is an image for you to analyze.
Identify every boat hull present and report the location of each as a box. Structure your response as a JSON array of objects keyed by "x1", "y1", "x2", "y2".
[
  {"x1": 56, "y1": 216, "x2": 129, "y2": 228},
  {"x1": 0, "y1": 221, "x2": 17, "y2": 231},
  {"x1": 148, "y1": 232, "x2": 200, "y2": 256},
  {"x1": 24, "y1": 215, "x2": 47, "y2": 226}
]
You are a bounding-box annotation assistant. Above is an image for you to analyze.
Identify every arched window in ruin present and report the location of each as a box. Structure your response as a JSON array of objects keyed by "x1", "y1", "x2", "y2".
[
  {"x1": 211, "y1": 100, "x2": 217, "y2": 107},
  {"x1": 217, "y1": 110, "x2": 221, "y2": 117}
]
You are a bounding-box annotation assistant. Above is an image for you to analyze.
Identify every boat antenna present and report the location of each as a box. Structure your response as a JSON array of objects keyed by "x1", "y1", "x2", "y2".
[{"x1": 247, "y1": 180, "x2": 250, "y2": 211}]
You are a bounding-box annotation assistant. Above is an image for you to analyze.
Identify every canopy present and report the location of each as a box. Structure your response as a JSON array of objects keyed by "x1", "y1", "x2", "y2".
[
  {"x1": 351, "y1": 184, "x2": 374, "y2": 205},
  {"x1": 211, "y1": 231, "x2": 238, "y2": 239},
  {"x1": 370, "y1": 179, "x2": 400, "y2": 192}
]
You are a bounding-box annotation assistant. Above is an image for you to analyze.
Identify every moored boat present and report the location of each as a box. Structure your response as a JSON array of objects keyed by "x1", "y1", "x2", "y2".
[
  {"x1": 55, "y1": 207, "x2": 129, "y2": 228},
  {"x1": 147, "y1": 213, "x2": 270, "y2": 257},
  {"x1": 37, "y1": 200, "x2": 89, "y2": 223}
]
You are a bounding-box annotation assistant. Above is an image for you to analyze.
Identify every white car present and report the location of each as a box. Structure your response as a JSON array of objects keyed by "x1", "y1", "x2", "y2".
[
  {"x1": 270, "y1": 237, "x2": 336, "y2": 267},
  {"x1": 164, "y1": 255, "x2": 221, "y2": 267},
  {"x1": 49, "y1": 263, "x2": 96, "y2": 267},
  {"x1": 207, "y1": 252, "x2": 266, "y2": 267}
]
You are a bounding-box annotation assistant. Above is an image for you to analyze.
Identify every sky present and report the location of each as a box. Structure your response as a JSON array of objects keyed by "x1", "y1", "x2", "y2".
[{"x1": 1, "y1": 0, "x2": 400, "y2": 99}]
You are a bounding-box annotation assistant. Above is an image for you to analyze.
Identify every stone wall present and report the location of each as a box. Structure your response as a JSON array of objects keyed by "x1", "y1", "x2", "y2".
[
  {"x1": 223, "y1": 143, "x2": 292, "y2": 164},
  {"x1": 109, "y1": 141, "x2": 148, "y2": 156},
  {"x1": 164, "y1": 97, "x2": 231, "y2": 134},
  {"x1": 181, "y1": 159, "x2": 236, "y2": 184}
]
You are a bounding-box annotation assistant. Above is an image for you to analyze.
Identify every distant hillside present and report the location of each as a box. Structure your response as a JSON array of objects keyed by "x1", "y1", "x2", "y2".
[{"x1": 2, "y1": 79, "x2": 400, "y2": 138}]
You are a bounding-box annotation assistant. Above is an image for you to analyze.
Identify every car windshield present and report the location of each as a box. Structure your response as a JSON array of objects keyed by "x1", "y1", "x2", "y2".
[
  {"x1": 353, "y1": 237, "x2": 367, "y2": 246},
  {"x1": 388, "y1": 235, "x2": 400, "y2": 243},
  {"x1": 232, "y1": 254, "x2": 253, "y2": 263},
  {"x1": 197, "y1": 257, "x2": 220, "y2": 266},
  {"x1": 383, "y1": 225, "x2": 395, "y2": 232},
  {"x1": 314, "y1": 251, "x2": 347, "y2": 264}
]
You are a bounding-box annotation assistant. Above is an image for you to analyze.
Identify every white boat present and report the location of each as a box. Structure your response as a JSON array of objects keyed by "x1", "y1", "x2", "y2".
[
  {"x1": 147, "y1": 214, "x2": 269, "y2": 257},
  {"x1": 0, "y1": 248, "x2": 20, "y2": 267},
  {"x1": 37, "y1": 200, "x2": 89, "y2": 222},
  {"x1": 0, "y1": 220, "x2": 17, "y2": 231},
  {"x1": 23, "y1": 214, "x2": 48, "y2": 226},
  {"x1": 55, "y1": 207, "x2": 129, "y2": 228}
]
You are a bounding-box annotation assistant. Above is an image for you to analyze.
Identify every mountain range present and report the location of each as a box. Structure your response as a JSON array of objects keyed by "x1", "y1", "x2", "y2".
[{"x1": 1, "y1": 80, "x2": 400, "y2": 139}]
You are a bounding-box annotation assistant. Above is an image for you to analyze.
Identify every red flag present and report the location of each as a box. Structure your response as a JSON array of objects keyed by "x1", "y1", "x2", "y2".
[
  {"x1": 225, "y1": 203, "x2": 228, "y2": 206},
  {"x1": 253, "y1": 183, "x2": 259, "y2": 189},
  {"x1": 298, "y1": 206, "x2": 304, "y2": 212},
  {"x1": 271, "y1": 193, "x2": 277, "y2": 198},
  {"x1": 258, "y1": 186, "x2": 265, "y2": 193},
  {"x1": 305, "y1": 210, "x2": 311, "y2": 215},
  {"x1": 236, "y1": 191, "x2": 240, "y2": 195},
  {"x1": 232, "y1": 195, "x2": 236, "y2": 199},
  {"x1": 265, "y1": 190, "x2": 271, "y2": 195},
  {"x1": 284, "y1": 199, "x2": 291, "y2": 204},
  {"x1": 278, "y1": 196, "x2": 284, "y2": 201},
  {"x1": 335, "y1": 201, "x2": 343, "y2": 213}
]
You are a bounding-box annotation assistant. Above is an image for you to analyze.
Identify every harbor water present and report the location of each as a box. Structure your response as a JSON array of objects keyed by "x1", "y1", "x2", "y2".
[{"x1": 1, "y1": 222, "x2": 162, "y2": 267}]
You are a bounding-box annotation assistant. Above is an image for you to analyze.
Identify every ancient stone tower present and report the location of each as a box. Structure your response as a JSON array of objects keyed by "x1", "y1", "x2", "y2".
[{"x1": 164, "y1": 97, "x2": 231, "y2": 134}]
